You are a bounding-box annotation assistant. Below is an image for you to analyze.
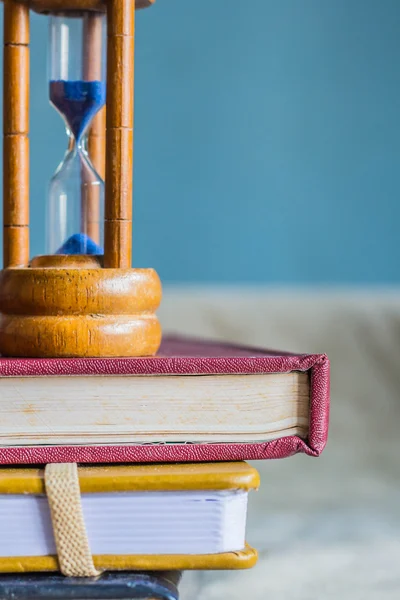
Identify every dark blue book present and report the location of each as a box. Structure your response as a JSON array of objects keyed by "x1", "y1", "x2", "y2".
[{"x1": 0, "y1": 572, "x2": 181, "y2": 600}]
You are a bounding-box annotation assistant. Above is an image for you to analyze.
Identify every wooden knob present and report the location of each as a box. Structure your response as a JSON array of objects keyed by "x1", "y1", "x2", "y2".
[{"x1": 25, "y1": 0, "x2": 154, "y2": 15}]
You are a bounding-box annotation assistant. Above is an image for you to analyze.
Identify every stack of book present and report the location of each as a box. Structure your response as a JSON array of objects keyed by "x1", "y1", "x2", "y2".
[{"x1": 0, "y1": 335, "x2": 329, "y2": 575}]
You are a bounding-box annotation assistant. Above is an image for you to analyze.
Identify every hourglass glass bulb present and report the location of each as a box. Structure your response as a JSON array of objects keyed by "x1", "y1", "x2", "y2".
[{"x1": 47, "y1": 12, "x2": 106, "y2": 256}]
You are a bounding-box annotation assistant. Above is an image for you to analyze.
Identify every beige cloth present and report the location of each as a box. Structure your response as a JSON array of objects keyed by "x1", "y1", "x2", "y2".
[
  {"x1": 160, "y1": 288, "x2": 400, "y2": 600},
  {"x1": 44, "y1": 463, "x2": 100, "y2": 577}
]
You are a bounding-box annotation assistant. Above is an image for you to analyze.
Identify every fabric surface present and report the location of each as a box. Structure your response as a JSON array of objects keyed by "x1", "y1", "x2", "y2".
[
  {"x1": 158, "y1": 289, "x2": 400, "y2": 600},
  {"x1": 44, "y1": 463, "x2": 100, "y2": 577}
]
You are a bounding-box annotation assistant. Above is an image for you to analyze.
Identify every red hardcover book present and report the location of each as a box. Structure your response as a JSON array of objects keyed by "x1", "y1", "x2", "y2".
[{"x1": 0, "y1": 335, "x2": 329, "y2": 465}]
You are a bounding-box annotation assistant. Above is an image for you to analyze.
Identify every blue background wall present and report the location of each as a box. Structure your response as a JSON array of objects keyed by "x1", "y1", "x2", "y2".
[{"x1": 1, "y1": 0, "x2": 400, "y2": 283}]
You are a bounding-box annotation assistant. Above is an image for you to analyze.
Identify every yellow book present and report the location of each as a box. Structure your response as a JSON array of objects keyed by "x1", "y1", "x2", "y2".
[{"x1": 0, "y1": 462, "x2": 259, "y2": 572}]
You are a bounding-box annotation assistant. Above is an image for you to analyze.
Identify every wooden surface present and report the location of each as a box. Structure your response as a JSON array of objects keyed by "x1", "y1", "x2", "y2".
[
  {"x1": 0, "y1": 267, "x2": 161, "y2": 315},
  {"x1": 29, "y1": 254, "x2": 103, "y2": 268},
  {"x1": 0, "y1": 314, "x2": 161, "y2": 357},
  {"x1": 104, "y1": 128, "x2": 133, "y2": 220},
  {"x1": 3, "y1": 0, "x2": 30, "y2": 268},
  {"x1": 24, "y1": 0, "x2": 154, "y2": 14},
  {"x1": 104, "y1": 0, "x2": 134, "y2": 269},
  {"x1": 0, "y1": 267, "x2": 162, "y2": 357},
  {"x1": 88, "y1": 106, "x2": 105, "y2": 179}
]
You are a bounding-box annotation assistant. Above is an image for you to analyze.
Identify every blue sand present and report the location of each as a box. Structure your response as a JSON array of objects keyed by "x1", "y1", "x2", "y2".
[
  {"x1": 56, "y1": 233, "x2": 103, "y2": 255},
  {"x1": 49, "y1": 80, "x2": 106, "y2": 141}
]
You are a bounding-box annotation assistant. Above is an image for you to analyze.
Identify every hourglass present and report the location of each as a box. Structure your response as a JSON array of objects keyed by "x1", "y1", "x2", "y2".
[
  {"x1": 48, "y1": 12, "x2": 106, "y2": 256},
  {"x1": 0, "y1": 0, "x2": 161, "y2": 358}
]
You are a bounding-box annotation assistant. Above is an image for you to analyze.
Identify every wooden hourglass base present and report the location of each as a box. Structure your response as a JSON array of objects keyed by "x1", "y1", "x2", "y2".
[{"x1": 0, "y1": 257, "x2": 162, "y2": 358}]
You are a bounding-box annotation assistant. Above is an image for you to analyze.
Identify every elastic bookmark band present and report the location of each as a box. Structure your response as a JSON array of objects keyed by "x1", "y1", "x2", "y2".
[{"x1": 44, "y1": 463, "x2": 101, "y2": 577}]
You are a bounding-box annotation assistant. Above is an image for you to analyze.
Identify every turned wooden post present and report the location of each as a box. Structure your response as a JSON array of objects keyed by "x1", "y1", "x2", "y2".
[
  {"x1": 85, "y1": 11, "x2": 106, "y2": 183},
  {"x1": 3, "y1": 0, "x2": 30, "y2": 268},
  {"x1": 85, "y1": 105, "x2": 105, "y2": 244},
  {"x1": 104, "y1": 0, "x2": 134, "y2": 269},
  {"x1": 89, "y1": 106, "x2": 106, "y2": 181},
  {"x1": 83, "y1": 12, "x2": 105, "y2": 245}
]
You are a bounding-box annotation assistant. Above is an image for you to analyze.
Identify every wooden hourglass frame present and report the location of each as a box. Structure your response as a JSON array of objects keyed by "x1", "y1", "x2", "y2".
[{"x1": 0, "y1": 0, "x2": 161, "y2": 358}]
